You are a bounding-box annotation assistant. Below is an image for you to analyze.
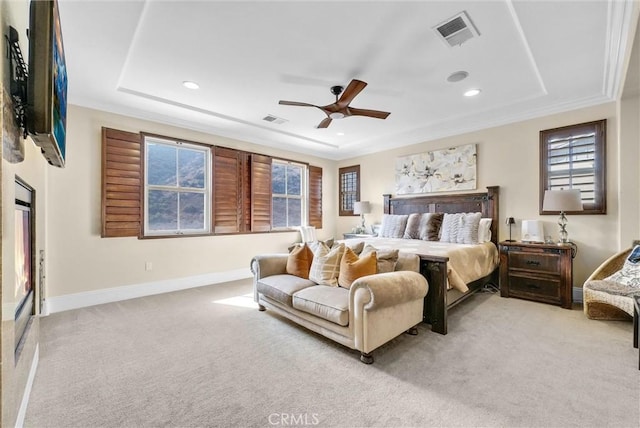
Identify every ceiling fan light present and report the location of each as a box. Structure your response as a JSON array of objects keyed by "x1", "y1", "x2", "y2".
[
  {"x1": 329, "y1": 112, "x2": 345, "y2": 119},
  {"x1": 447, "y1": 71, "x2": 469, "y2": 82}
]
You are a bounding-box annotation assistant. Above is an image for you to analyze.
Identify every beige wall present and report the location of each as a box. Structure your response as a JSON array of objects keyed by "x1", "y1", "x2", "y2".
[
  {"x1": 337, "y1": 102, "x2": 620, "y2": 288},
  {"x1": 45, "y1": 105, "x2": 337, "y2": 298}
]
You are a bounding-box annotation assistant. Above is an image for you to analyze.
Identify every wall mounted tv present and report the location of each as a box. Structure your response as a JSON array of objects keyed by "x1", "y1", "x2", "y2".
[{"x1": 27, "y1": 0, "x2": 67, "y2": 168}]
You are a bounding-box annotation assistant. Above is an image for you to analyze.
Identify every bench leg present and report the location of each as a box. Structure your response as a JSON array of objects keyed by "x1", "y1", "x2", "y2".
[{"x1": 360, "y1": 352, "x2": 374, "y2": 364}]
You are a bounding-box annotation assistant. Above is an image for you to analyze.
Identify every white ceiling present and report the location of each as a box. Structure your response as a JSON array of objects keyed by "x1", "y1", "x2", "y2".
[{"x1": 58, "y1": 0, "x2": 638, "y2": 160}]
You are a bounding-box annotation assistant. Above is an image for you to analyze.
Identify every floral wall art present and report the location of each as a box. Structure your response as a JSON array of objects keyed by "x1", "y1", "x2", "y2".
[{"x1": 395, "y1": 144, "x2": 477, "y2": 194}]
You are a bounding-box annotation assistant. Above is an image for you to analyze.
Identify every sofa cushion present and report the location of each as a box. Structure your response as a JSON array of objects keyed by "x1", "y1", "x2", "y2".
[
  {"x1": 292, "y1": 285, "x2": 350, "y2": 326},
  {"x1": 286, "y1": 244, "x2": 313, "y2": 279},
  {"x1": 361, "y1": 244, "x2": 399, "y2": 273},
  {"x1": 309, "y1": 243, "x2": 345, "y2": 286},
  {"x1": 338, "y1": 247, "x2": 377, "y2": 289},
  {"x1": 257, "y1": 274, "x2": 316, "y2": 306}
]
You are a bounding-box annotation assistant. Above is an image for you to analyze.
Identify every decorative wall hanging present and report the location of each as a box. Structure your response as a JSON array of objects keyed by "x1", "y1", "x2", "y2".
[{"x1": 395, "y1": 143, "x2": 476, "y2": 194}]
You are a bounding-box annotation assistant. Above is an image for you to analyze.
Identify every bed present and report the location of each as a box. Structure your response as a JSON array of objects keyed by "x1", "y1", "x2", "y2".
[{"x1": 344, "y1": 186, "x2": 500, "y2": 335}]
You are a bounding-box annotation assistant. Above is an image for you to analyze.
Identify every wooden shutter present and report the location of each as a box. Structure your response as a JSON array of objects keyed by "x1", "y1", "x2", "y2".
[
  {"x1": 101, "y1": 127, "x2": 142, "y2": 237},
  {"x1": 241, "y1": 152, "x2": 251, "y2": 233},
  {"x1": 251, "y1": 154, "x2": 272, "y2": 232},
  {"x1": 309, "y1": 165, "x2": 323, "y2": 229},
  {"x1": 213, "y1": 147, "x2": 242, "y2": 233}
]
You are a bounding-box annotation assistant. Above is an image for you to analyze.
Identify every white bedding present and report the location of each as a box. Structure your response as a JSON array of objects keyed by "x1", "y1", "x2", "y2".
[{"x1": 340, "y1": 237, "x2": 499, "y2": 292}]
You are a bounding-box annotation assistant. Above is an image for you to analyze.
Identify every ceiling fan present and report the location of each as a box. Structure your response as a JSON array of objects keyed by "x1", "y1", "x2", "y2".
[{"x1": 278, "y1": 79, "x2": 390, "y2": 129}]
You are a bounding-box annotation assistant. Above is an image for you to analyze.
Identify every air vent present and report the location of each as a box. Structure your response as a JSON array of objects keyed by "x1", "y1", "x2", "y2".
[
  {"x1": 434, "y1": 11, "x2": 479, "y2": 47},
  {"x1": 262, "y1": 114, "x2": 287, "y2": 125}
]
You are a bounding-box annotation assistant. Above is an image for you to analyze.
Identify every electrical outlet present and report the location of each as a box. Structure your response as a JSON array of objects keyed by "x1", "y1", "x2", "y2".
[{"x1": 145, "y1": 261, "x2": 152, "y2": 271}]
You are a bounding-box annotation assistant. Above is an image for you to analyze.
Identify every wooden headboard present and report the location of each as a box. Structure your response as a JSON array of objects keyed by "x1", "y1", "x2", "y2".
[{"x1": 382, "y1": 186, "x2": 500, "y2": 246}]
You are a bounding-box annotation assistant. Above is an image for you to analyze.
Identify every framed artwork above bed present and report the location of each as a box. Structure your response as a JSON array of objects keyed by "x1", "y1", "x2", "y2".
[{"x1": 395, "y1": 143, "x2": 476, "y2": 194}]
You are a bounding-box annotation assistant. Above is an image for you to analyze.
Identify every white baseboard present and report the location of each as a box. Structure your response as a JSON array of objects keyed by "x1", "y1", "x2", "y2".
[
  {"x1": 573, "y1": 286, "x2": 583, "y2": 303},
  {"x1": 15, "y1": 344, "x2": 39, "y2": 428},
  {"x1": 45, "y1": 268, "x2": 252, "y2": 314}
]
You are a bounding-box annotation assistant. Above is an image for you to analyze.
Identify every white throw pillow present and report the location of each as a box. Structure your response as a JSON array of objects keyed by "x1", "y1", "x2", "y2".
[
  {"x1": 478, "y1": 218, "x2": 493, "y2": 243},
  {"x1": 309, "y1": 243, "x2": 345, "y2": 286},
  {"x1": 440, "y1": 212, "x2": 482, "y2": 244},
  {"x1": 379, "y1": 214, "x2": 409, "y2": 238}
]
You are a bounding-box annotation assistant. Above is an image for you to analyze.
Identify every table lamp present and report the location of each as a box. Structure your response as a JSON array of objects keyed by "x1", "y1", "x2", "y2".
[
  {"x1": 506, "y1": 217, "x2": 515, "y2": 241},
  {"x1": 542, "y1": 189, "x2": 583, "y2": 244},
  {"x1": 353, "y1": 201, "x2": 371, "y2": 234}
]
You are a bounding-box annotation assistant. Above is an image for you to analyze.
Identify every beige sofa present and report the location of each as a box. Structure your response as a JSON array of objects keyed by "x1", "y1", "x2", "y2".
[{"x1": 251, "y1": 252, "x2": 428, "y2": 363}]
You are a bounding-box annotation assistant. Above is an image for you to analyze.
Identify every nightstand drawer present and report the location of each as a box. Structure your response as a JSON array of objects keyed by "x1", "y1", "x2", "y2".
[
  {"x1": 509, "y1": 274, "x2": 561, "y2": 300},
  {"x1": 509, "y1": 252, "x2": 560, "y2": 274}
]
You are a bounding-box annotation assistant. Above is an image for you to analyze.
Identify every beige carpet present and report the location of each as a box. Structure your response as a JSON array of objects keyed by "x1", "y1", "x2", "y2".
[{"x1": 25, "y1": 279, "x2": 639, "y2": 427}]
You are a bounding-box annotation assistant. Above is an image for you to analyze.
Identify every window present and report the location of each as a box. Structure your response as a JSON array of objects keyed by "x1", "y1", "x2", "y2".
[
  {"x1": 540, "y1": 119, "x2": 606, "y2": 214},
  {"x1": 144, "y1": 137, "x2": 211, "y2": 235},
  {"x1": 102, "y1": 127, "x2": 322, "y2": 238},
  {"x1": 339, "y1": 165, "x2": 360, "y2": 216},
  {"x1": 272, "y1": 160, "x2": 306, "y2": 228}
]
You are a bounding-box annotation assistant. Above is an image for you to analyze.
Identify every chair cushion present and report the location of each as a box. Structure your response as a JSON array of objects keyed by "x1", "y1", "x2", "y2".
[
  {"x1": 604, "y1": 245, "x2": 640, "y2": 287},
  {"x1": 257, "y1": 274, "x2": 316, "y2": 306},
  {"x1": 292, "y1": 286, "x2": 350, "y2": 326}
]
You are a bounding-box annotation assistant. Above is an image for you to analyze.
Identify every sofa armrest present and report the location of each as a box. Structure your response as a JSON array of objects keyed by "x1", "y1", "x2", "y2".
[
  {"x1": 350, "y1": 271, "x2": 428, "y2": 311},
  {"x1": 251, "y1": 254, "x2": 288, "y2": 279}
]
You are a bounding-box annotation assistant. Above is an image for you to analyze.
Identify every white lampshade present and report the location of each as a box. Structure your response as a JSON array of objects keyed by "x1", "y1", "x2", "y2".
[
  {"x1": 353, "y1": 201, "x2": 371, "y2": 215},
  {"x1": 543, "y1": 189, "x2": 583, "y2": 212}
]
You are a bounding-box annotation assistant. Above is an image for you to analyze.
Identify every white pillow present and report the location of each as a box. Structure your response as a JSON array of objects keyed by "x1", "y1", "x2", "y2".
[
  {"x1": 379, "y1": 214, "x2": 409, "y2": 238},
  {"x1": 440, "y1": 212, "x2": 482, "y2": 244},
  {"x1": 478, "y1": 218, "x2": 492, "y2": 243},
  {"x1": 309, "y1": 243, "x2": 345, "y2": 286},
  {"x1": 605, "y1": 246, "x2": 640, "y2": 288}
]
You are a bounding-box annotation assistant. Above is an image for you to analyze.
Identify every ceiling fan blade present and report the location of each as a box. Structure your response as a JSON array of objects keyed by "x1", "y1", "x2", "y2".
[
  {"x1": 336, "y1": 79, "x2": 367, "y2": 107},
  {"x1": 348, "y1": 108, "x2": 390, "y2": 119},
  {"x1": 317, "y1": 118, "x2": 332, "y2": 128},
  {"x1": 278, "y1": 100, "x2": 319, "y2": 108}
]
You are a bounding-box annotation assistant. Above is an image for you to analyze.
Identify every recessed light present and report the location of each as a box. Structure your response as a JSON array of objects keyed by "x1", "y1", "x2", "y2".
[
  {"x1": 464, "y1": 88, "x2": 481, "y2": 97},
  {"x1": 182, "y1": 81, "x2": 199, "y2": 90},
  {"x1": 337, "y1": 132, "x2": 345, "y2": 136}
]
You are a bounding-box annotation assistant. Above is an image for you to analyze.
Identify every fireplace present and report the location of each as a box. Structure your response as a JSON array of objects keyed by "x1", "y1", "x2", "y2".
[{"x1": 15, "y1": 179, "x2": 34, "y2": 353}]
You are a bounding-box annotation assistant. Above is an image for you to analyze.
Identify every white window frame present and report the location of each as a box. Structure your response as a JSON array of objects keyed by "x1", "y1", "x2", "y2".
[
  {"x1": 271, "y1": 159, "x2": 308, "y2": 230},
  {"x1": 143, "y1": 136, "x2": 212, "y2": 236}
]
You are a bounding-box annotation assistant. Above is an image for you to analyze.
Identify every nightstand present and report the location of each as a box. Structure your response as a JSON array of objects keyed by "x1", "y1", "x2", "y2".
[
  {"x1": 343, "y1": 233, "x2": 375, "y2": 239},
  {"x1": 499, "y1": 241, "x2": 574, "y2": 309}
]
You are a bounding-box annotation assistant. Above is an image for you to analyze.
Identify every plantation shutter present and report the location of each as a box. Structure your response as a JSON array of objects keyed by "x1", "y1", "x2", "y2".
[
  {"x1": 308, "y1": 165, "x2": 323, "y2": 229},
  {"x1": 241, "y1": 152, "x2": 251, "y2": 233},
  {"x1": 251, "y1": 154, "x2": 272, "y2": 232},
  {"x1": 101, "y1": 127, "x2": 142, "y2": 237},
  {"x1": 213, "y1": 147, "x2": 242, "y2": 233},
  {"x1": 540, "y1": 119, "x2": 606, "y2": 214}
]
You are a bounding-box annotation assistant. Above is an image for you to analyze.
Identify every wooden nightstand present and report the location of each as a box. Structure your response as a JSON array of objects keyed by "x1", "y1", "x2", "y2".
[
  {"x1": 499, "y1": 241, "x2": 574, "y2": 309},
  {"x1": 342, "y1": 233, "x2": 375, "y2": 239}
]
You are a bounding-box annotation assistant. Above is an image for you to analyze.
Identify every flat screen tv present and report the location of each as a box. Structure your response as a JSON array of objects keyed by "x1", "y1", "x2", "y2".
[{"x1": 27, "y1": 0, "x2": 67, "y2": 168}]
